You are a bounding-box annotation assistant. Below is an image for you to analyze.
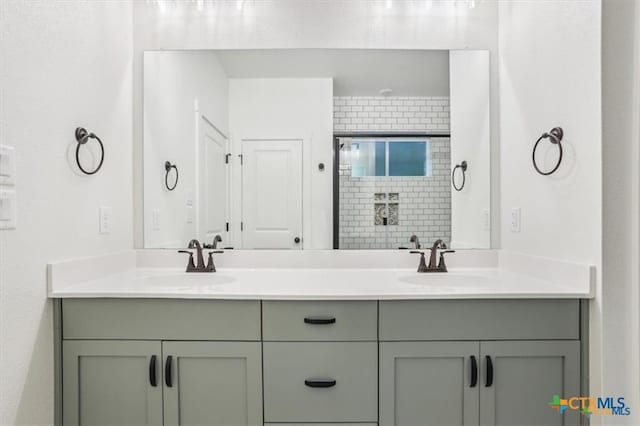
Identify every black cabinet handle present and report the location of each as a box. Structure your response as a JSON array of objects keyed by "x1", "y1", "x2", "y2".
[
  {"x1": 304, "y1": 317, "x2": 336, "y2": 325},
  {"x1": 149, "y1": 355, "x2": 157, "y2": 387},
  {"x1": 470, "y1": 356, "x2": 478, "y2": 388},
  {"x1": 305, "y1": 379, "x2": 337, "y2": 388},
  {"x1": 485, "y1": 355, "x2": 493, "y2": 387},
  {"x1": 165, "y1": 355, "x2": 173, "y2": 387}
]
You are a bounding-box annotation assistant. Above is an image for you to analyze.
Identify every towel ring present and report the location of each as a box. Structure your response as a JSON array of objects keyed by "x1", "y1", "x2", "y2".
[
  {"x1": 452, "y1": 160, "x2": 468, "y2": 191},
  {"x1": 164, "y1": 161, "x2": 178, "y2": 191},
  {"x1": 75, "y1": 127, "x2": 104, "y2": 175},
  {"x1": 532, "y1": 127, "x2": 564, "y2": 176}
]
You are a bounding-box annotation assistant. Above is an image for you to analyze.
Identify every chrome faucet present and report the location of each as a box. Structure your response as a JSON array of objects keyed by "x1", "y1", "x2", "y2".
[
  {"x1": 410, "y1": 239, "x2": 455, "y2": 273},
  {"x1": 178, "y1": 239, "x2": 223, "y2": 272},
  {"x1": 203, "y1": 234, "x2": 222, "y2": 249}
]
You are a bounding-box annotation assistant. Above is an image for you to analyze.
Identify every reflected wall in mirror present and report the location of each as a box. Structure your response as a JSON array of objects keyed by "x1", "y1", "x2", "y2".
[{"x1": 143, "y1": 49, "x2": 491, "y2": 250}]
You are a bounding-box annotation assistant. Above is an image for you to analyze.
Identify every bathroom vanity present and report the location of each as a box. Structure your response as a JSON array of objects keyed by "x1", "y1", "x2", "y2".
[
  {"x1": 50, "y1": 250, "x2": 592, "y2": 426},
  {"x1": 58, "y1": 298, "x2": 584, "y2": 426}
]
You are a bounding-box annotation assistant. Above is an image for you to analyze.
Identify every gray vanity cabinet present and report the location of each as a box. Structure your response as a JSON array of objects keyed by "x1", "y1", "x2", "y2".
[
  {"x1": 379, "y1": 340, "x2": 580, "y2": 426},
  {"x1": 479, "y1": 340, "x2": 580, "y2": 426},
  {"x1": 62, "y1": 340, "x2": 163, "y2": 426},
  {"x1": 163, "y1": 341, "x2": 263, "y2": 426},
  {"x1": 379, "y1": 341, "x2": 480, "y2": 426},
  {"x1": 60, "y1": 299, "x2": 263, "y2": 426}
]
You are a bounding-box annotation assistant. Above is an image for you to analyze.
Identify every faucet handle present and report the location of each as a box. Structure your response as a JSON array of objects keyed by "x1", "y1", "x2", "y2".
[
  {"x1": 205, "y1": 251, "x2": 224, "y2": 272},
  {"x1": 438, "y1": 250, "x2": 456, "y2": 272},
  {"x1": 178, "y1": 250, "x2": 196, "y2": 272},
  {"x1": 409, "y1": 250, "x2": 425, "y2": 254}
]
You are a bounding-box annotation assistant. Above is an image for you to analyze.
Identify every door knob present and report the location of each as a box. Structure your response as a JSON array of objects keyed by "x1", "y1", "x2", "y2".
[{"x1": 294, "y1": 237, "x2": 301, "y2": 244}]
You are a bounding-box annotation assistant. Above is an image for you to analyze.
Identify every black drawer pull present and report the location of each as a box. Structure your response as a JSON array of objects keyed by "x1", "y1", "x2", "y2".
[
  {"x1": 165, "y1": 355, "x2": 173, "y2": 387},
  {"x1": 304, "y1": 317, "x2": 336, "y2": 325},
  {"x1": 485, "y1": 355, "x2": 493, "y2": 387},
  {"x1": 305, "y1": 379, "x2": 337, "y2": 388},
  {"x1": 470, "y1": 355, "x2": 478, "y2": 388},
  {"x1": 149, "y1": 355, "x2": 157, "y2": 387}
]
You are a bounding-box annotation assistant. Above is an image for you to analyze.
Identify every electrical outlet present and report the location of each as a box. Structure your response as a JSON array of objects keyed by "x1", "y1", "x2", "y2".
[
  {"x1": 482, "y1": 209, "x2": 490, "y2": 231},
  {"x1": 510, "y1": 207, "x2": 521, "y2": 233},
  {"x1": 186, "y1": 206, "x2": 193, "y2": 224},
  {"x1": 99, "y1": 207, "x2": 112, "y2": 234},
  {"x1": 0, "y1": 145, "x2": 16, "y2": 186},
  {"x1": 152, "y1": 209, "x2": 161, "y2": 231},
  {"x1": 0, "y1": 189, "x2": 16, "y2": 230}
]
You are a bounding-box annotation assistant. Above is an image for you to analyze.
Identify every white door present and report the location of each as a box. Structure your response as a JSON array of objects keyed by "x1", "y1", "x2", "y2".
[
  {"x1": 198, "y1": 116, "x2": 228, "y2": 246},
  {"x1": 241, "y1": 140, "x2": 303, "y2": 249}
]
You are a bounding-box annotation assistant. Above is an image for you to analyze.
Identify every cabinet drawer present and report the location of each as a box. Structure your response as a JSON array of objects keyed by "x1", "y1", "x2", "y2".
[
  {"x1": 62, "y1": 299, "x2": 261, "y2": 340},
  {"x1": 262, "y1": 301, "x2": 377, "y2": 341},
  {"x1": 379, "y1": 299, "x2": 580, "y2": 341},
  {"x1": 263, "y1": 342, "x2": 378, "y2": 422}
]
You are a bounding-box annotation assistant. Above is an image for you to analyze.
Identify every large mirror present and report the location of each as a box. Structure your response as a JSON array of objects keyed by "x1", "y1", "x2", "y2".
[{"x1": 143, "y1": 49, "x2": 490, "y2": 250}]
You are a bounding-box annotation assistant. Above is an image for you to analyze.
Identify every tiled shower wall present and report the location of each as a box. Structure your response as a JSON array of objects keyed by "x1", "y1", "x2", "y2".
[
  {"x1": 333, "y1": 96, "x2": 450, "y2": 132},
  {"x1": 336, "y1": 96, "x2": 451, "y2": 249}
]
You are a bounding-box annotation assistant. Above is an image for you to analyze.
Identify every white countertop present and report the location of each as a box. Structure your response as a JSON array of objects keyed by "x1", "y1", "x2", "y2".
[{"x1": 47, "y1": 250, "x2": 595, "y2": 300}]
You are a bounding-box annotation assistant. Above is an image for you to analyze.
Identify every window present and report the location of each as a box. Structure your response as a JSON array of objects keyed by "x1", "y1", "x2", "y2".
[{"x1": 350, "y1": 138, "x2": 431, "y2": 177}]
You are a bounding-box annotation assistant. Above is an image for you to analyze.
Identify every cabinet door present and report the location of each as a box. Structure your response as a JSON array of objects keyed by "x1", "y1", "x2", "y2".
[
  {"x1": 63, "y1": 340, "x2": 163, "y2": 426},
  {"x1": 480, "y1": 341, "x2": 580, "y2": 426},
  {"x1": 380, "y1": 341, "x2": 480, "y2": 426},
  {"x1": 162, "y1": 341, "x2": 262, "y2": 426}
]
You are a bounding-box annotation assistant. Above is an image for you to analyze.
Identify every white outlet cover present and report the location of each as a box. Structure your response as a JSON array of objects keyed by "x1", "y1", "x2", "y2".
[
  {"x1": 152, "y1": 209, "x2": 161, "y2": 231},
  {"x1": 0, "y1": 145, "x2": 16, "y2": 186},
  {"x1": 186, "y1": 206, "x2": 194, "y2": 224},
  {"x1": 482, "y1": 209, "x2": 490, "y2": 231},
  {"x1": 0, "y1": 189, "x2": 16, "y2": 230},
  {"x1": 99, "y1": 207, "x2": 112, "y2": 234},
  {"x1": 510, "y1": 207, "x2": 521, "y2": 233}
]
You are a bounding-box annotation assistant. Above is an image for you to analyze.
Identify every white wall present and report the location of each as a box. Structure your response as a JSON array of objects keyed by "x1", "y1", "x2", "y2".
[
  {"x1": 602, "y1": 0, "x2": 640, "y2": 421},
  {"x1": 450, "y1": 50, "x2": 491, "y2": 249},
  {"x1": 228, "y1": 78, "x2": 333, "y2": 249},
  {"x1": 0, "y1": 1, "x2": 133, "y2": 424},
  {"x1": 143, "y1": 51, "x2": 229, "y2": 248},
  {"x1": 131, "y1": 0, "x2": 502, "y2": 248},
  {"x1": 497, "y1": 0, "x2": 603, "y2": 399}
]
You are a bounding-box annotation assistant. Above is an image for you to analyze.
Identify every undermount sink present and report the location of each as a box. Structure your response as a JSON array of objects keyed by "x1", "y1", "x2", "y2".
[{"x1": 134, "y1": 272, "x2": 236, "y2": 288}]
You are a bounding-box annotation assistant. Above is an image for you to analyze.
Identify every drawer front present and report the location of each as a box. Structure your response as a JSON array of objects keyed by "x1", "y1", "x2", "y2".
[
  {"x1": 62, "y1": 299, "x2": 261, "y2": 341},
  {"x1": 262, "y1": 301, "x2": 377, "y2": 341},
  {"x1": 263, "y1": 342, "x2": 378, "y2": 422},
  {"x1": 267, "y1": 424, "x2": 377, "y2": 426},
  {"x1": 379, "y1": 299, "x2": 580, "y2": 341}
]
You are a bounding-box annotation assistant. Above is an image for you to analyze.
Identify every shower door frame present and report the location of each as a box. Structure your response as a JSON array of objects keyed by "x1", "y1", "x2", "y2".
[{"x1": 332, "y1": 132, "x2": 451, "y2": 250}]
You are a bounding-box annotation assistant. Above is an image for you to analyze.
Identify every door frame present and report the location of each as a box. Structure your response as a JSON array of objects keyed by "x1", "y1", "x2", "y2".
[
  {"x1": 195, "y1": 111, "x2": 229, "y2": 245},
  {"x1": 194, "y1": 101, "x2": 230, "y2": 247}
]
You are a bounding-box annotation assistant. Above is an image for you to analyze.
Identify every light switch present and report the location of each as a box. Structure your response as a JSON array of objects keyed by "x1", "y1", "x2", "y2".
[
  {"x1": 0, "y1": 189, "x2": 16, "y2": 230},
  {"x1": 99, "y1": 207, "x2": 112, "y2": 234},
  {"x1": 152, "y1": 209, "x2": 161, "y2": 231},
  {"x1": 0, "y1": 145, "x2": 16, "y2": 186},
  {"x1": 511, "y1": 207, "x2": 521, "y2": 233}
]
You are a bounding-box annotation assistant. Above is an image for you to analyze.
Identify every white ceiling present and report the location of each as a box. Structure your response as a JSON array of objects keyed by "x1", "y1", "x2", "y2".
[{"x1": 213, "y1": 49, "x2": 450, "y2": 97}]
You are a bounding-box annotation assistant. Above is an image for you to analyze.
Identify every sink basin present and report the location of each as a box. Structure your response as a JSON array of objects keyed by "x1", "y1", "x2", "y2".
[{"x1": 134, "y1": 273, "x2": 236, "y2": 289}]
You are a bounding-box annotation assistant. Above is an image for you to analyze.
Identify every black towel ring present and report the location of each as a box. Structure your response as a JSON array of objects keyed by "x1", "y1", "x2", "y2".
[
  {"x1": 75, "y1": 127, "x2": 104, "y2": 175},
  {"x1": 452, "y1": 160, "x2": 468, "y2": 191},
  {"x1": 532, "y1": 127, "x2": 564, "y2": 176},
  {"x1": 164, "y1": 161, "x2": 178, "y2": 191}
]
